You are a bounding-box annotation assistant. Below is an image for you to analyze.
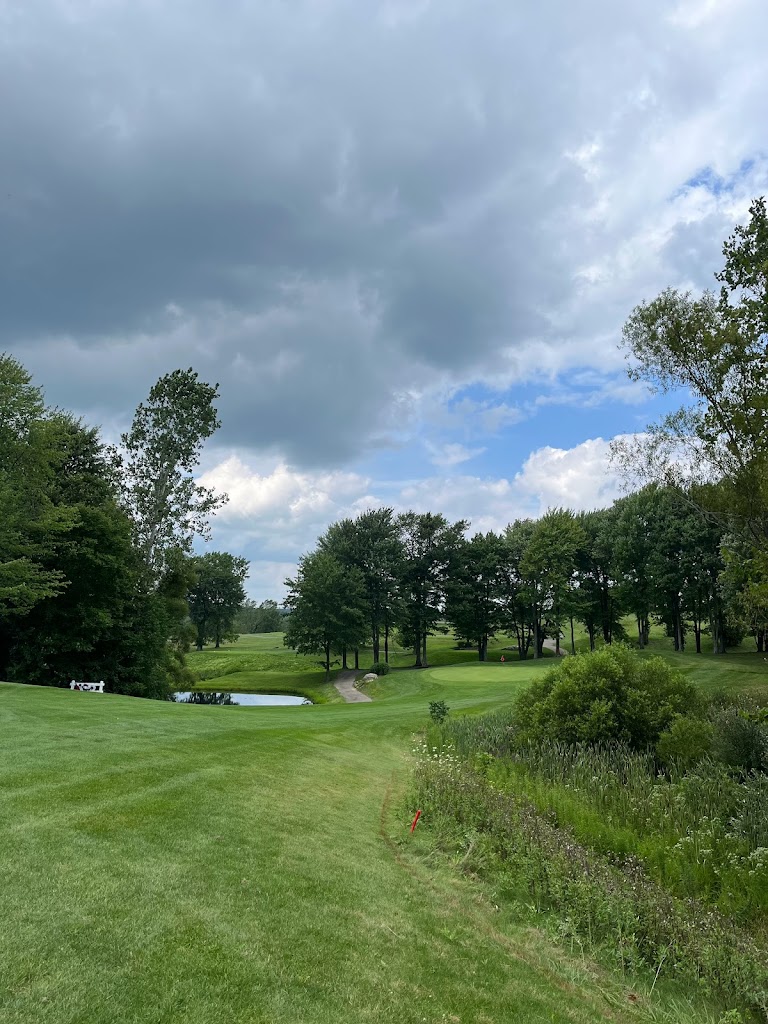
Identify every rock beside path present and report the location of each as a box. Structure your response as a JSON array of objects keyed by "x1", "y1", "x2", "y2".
[{"x1": 334, "y1": 670, "x2": 372, "y2": 703}]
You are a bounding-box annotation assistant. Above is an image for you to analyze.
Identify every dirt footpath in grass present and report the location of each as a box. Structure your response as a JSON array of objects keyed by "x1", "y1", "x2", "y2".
[
  {"x1": 543, "y1": 637, "x2": 569, "y2": 656},
  {"x1": 334, "y1": 669, "x2": 372, "y2": 702}
]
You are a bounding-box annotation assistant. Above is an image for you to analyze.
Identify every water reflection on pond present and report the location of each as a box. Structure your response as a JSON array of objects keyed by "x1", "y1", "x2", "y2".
[{"x1": 175, "y1": 692, "x2": 312, "y2": 706}]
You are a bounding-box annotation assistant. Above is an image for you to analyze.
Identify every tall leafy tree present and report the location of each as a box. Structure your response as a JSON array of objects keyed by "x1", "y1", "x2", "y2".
[
  {"x1": 519, "y1": 509, "x2": 584, "y2": 657},
  {"x1": 574, "y1": 508, "x2": 625, "y2": 651},
  {"x1": 500, "y1": 519, "x2": 537, "y2": 660},
  {"x1": 445, "y1": 532, "x2": 506, "y2": 661},
  {"x1": 0, "y1": 385, "x2": 187, "y2": 696},
  {"x1": 283, "y1": 551, "x2": 367, "y2": 679},
  {"x1": 612, "y1": 489, "x2": 655, "y2": 649},
  {"x1": 118, "y1": 368, "x2": 227, "y2": 580},
  {"x1": 6, "y1": 417, "x2": 144, "y2": 686},
  {"x1": 319, "y1": 508, "x2": 403, "y2": 664},
  {"x1": 614, "y1": 199, "x2": 768, "y2": 620},
  {"x1": 188, "y1": 552, "x2": 249, "y2": 649},
  {"x1": 0, "y1": 357, "x2": 72, "y2": 662},
  {"x1": 721, "y1": 533, "x2": 768, "y2": 651},
  {"x1": 396, "y1": 512, "x2": 466, "y2": 668}
]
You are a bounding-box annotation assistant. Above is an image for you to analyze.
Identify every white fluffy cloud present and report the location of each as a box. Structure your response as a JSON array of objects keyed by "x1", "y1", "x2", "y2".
[
  {"x1": 512, "y1": 437, "x2": 630, "y2": 513},
  {"x1": 203, "y1": 435, "x2": 633, "y2": 600}
]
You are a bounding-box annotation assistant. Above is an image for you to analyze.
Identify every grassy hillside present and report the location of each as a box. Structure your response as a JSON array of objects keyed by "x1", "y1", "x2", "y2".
[{"x1": 1, "y1": 638, "x2": 760, "y2": 1023}]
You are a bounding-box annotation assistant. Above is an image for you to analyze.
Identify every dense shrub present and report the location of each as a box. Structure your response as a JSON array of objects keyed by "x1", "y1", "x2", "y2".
[
  {"x1": 370, "y1": 661, "x2": 390, "y2": 675},
  {"x1": 428, "y1": 700, "x2": 449, "y2": 724},
  {"x1": 721, "y1": 620, "x2": 747, "y2": 649},
  {"x1": 656, "y1": 716, "x2": 714, "y2": 769},
  {"x1": 710, "y1": 707, "x2": 768, "y2": 773},
  {"x1": 514, "y1": 645, "x2": 701, "y2": 748}
]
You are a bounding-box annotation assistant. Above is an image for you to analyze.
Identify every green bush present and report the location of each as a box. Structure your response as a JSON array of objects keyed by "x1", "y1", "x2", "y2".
[
  {"x1": 656, "y1": 716, "x2": 713, "y2": 769},
  {"x1": 514, "y1": 645, "x2": 701, "y2": 749},
  {"x1": 710, "y1": 707, "x2": 768, "y2": 773},
  {"x1": 369, "y1": 661, "x2": 390, "y2": 675},
  {"x1": 429, "y1": 700, "x2": 449, "y2": 724}
]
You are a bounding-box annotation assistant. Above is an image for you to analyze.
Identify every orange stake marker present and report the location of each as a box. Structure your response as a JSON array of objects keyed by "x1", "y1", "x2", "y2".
[{"x1": 410, "y1": 809, "x2": 422, "y2": 833}]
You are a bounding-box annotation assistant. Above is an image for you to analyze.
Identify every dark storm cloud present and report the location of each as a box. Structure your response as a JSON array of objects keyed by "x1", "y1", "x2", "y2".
[{"x1": 3, "y1": 0, "x2": 768, "y2": 464}]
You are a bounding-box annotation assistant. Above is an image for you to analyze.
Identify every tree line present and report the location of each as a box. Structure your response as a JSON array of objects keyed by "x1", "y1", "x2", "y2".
[
  {"x1": 286, "y1": 199, "x2": 768, "y2": 674},
  {"x1": 282, "y1": 482, "x2": 757, "y2": 676},
  {"x1": 0, "y1": 358, "x2": 250, "y2": 697}
]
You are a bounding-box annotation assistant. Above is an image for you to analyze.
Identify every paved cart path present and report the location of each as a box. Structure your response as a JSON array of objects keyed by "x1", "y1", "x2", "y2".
[{"x1": 334, "y1": 669, "x2": 372, "y2": 702}]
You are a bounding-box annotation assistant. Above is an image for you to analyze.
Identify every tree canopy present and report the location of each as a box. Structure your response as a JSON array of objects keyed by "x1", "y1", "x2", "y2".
[
  {"x1": 118, "y1": 368, "x2": 227, "y2": 581},
  {"x1": 0, "y1": 357, "x2": 230, "y2": 697},
  {"x1": 188, "y1": 552, "x2": 249, "y2": 650}
]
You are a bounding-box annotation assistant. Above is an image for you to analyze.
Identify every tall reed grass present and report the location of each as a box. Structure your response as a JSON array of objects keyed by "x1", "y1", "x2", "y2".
[{"x1": 410, "y1": 708, "x2": 768, "y2": 1017}]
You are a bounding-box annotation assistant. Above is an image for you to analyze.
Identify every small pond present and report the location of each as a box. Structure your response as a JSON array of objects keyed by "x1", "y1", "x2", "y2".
[{"x1": 175, "y1": 692, "x2": 312, "y2": 706}]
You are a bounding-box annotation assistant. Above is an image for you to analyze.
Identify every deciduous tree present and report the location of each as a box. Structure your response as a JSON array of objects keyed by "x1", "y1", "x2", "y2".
[
  {"x1": 188, "y1": 551, "x2": 250, "y2": 650},
  {"x1": 118, "y1": 368, "x2": 227, "y2": 580},
  {"x1": 396, "y1": 512, "x2": 466, "y2": 668},
  {"x1": 445, "y1": 532, "x2": 505, "y2": 661},
  {"x1": 283, "y1": 552, "x2": 367, "y2": 679}
]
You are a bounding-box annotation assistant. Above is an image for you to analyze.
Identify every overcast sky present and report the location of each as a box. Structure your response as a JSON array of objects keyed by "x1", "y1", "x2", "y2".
[{"x1": 3, "y1": 0, "x2": 767, "y2": 600}]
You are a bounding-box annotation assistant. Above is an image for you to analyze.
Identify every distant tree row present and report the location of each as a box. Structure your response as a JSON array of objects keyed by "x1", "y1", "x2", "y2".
[
  {"x1": 281, "y1": 483, "x2": 758, "y2": 676},
  {"x1": 232, "y1": 599, "x2": 287, "y2": 636}
]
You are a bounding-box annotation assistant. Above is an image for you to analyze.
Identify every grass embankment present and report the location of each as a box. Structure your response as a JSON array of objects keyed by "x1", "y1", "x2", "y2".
[
  {"x1": 188, "y1": 633, "x2": 342, "y2": 704},
  {"x1": 408, "y1": 646, "x2": 768, "y2": 1019},
  {"x1": 1, "y1": 636, "x2": 763, "y2": 1023},
  {"x1": 187, "y1": 631, "x2": 553, "y2": 704}
]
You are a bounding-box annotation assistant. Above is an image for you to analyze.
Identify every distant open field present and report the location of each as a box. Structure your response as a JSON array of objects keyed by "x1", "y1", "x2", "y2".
[{"x1": 1, "y1": 634, "x2": 763, "y2": 1023}]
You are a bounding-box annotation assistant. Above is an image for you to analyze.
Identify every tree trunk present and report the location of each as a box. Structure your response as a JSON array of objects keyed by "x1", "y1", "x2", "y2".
[
  {"x1": 674, "y1": 600, "x2": 684, "y2": 652},
  {"x1": 342, "y1": 645, "x2": 348, "y2": 670},
  {"x1": 637, "y1": 616, "x2": 644, "y2": 649},
  {"x1": 372, "y1": 617, "x2": 380, "y2": 664},
  {"x1": 0, "y1": 631, "x2": 10, "y2": 682},
  {"x1": 588, "y1": 624, "x2": 595, "y2": 652},
  {"x1": 478, "y1": 636, "x2": 487, "y2": 662},
  {"x1": 414, "y1": 629, "x2": 422, "y2": 669},
  {"x1": 711, "y1": 605, "x2": 726, "y2": 655},
  {"x1": 421, "y1": 631, "x2": 428, "y2": 669},
  {"x1": 570, "y1": 616, "x2": 575, "y2": 656},
  {"x1": 324, "y1": 642, "x2": 331, "y2": 681},
  {"x1": 354, "y1": 648, "x2": 359, "y2": 670},
  {"x1": 532, "y1": 610, "x2": 540, "y2": 660},
  {"x1": 384, "y1": 622, "x2": 389, "y2": 663},
  {"x1": 757, "y1": 630, "x2": 764, "y2": 653},
  {"x1": 694, "y1": 620, "x2": 701, "y2": 654}
]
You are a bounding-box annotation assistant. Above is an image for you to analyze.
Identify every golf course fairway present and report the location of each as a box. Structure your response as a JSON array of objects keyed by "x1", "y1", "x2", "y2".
[{"x1": 0, "y1": 659, "x2": 720, "y2": 1023}]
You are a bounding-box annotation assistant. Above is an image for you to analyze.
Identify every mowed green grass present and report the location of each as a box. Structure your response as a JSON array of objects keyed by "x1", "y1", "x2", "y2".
[
  {"x1": 1, "y1": 638, "x2": 758, "y2": 1024},
  {"x1": 188, "y1": 633, "x2": 342, "y2": 704},
  {"x1": 188, "y1": 631, "x2": 554, "y2": 703}
]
